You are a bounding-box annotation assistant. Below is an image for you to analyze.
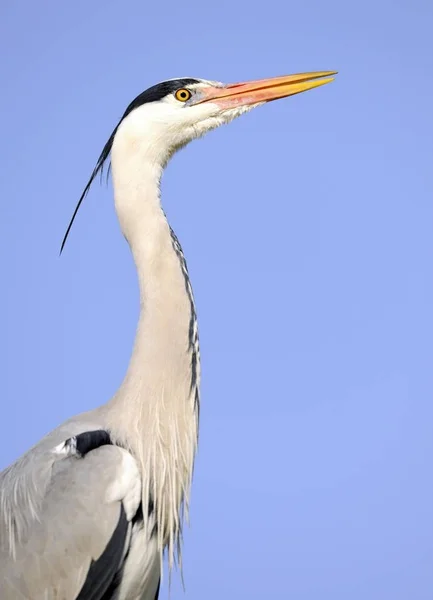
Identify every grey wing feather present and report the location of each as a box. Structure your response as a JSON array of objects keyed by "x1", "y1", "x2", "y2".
[{"x1": 0, "y1": 423, "x2": 141, "y2": 600}]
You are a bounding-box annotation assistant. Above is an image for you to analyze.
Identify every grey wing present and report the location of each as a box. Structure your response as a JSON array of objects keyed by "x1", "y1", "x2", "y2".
[{"x1": 0, "y1": 430, "x2": 149, "y2": 600}]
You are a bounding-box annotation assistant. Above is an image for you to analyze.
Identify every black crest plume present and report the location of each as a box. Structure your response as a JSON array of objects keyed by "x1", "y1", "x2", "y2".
[
  {"x1": 59, "y1": 128, "x2": 117, "y2": 254},
  {"x1": 59, "y1": 78, "x2": 199, "y2": 254}
]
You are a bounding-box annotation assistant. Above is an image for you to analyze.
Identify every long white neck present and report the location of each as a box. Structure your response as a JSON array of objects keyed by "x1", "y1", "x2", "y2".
[{"x1": 104, "y1": 121, "x2": 200, "y2": 569}]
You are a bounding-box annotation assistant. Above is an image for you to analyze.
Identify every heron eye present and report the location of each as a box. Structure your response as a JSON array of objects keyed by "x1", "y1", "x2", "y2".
[{"x1": 175, "y1": 88, "x2": 192, "y2": 102}]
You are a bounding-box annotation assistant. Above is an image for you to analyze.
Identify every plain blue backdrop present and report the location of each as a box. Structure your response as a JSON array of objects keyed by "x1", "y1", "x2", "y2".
[{"x1": 1, "y1": 0, "x2": 432, "y2": 598}]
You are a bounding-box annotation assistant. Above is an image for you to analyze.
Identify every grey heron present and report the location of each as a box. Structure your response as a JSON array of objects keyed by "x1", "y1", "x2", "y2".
[{"x1": 0, "y1": 71, "x2": 336, "y2": 599}]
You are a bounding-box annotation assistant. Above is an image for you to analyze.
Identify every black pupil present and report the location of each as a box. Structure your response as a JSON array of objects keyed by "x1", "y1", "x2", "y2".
[{"x1": 180, "y1": 90, "x2": 187, "y2": 98}]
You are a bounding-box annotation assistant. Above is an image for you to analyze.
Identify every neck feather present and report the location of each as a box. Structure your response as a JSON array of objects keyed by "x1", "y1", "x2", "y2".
[{"x1": 104, "y1": 126, "x2": 200, "y2": 571}]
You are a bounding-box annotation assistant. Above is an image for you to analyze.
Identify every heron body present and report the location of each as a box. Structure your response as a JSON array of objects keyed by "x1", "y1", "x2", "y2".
[{"x1": 0, "y1": 72, "x2": 336, "y2": 599}]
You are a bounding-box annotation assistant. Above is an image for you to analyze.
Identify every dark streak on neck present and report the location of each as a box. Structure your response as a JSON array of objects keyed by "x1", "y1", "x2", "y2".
[{"x1": 169, "y1": 227, "x2": 200, "y2": 417}]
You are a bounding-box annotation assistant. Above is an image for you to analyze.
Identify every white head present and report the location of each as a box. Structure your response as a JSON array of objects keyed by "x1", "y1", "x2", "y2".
[
  {"x1": 113, "y1": 78, "x2": 258, "y2": 169},
  {"x1": 61, "y1": 71, "x2": 336, "y2": 250}
]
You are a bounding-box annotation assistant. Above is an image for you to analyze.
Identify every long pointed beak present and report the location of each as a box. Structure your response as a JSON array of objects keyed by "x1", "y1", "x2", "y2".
[{"x1": 199, "y1": 71, "x2": 337, "y2": 108}]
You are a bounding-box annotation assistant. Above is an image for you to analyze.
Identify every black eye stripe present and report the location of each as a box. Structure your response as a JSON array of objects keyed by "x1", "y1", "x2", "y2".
[{"x1": 124, "y1": 79, "x2": 198, "y2": 111}]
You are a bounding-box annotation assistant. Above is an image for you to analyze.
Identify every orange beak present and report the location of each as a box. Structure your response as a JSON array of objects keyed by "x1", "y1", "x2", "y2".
[{"x1": 198, "y1": 71, "x2": 337, "y2": 109}]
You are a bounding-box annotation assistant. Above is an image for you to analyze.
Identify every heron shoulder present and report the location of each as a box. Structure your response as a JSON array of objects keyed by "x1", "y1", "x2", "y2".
[{"x1": 0, "y1": 428, "x2": 151, "y2": 599}]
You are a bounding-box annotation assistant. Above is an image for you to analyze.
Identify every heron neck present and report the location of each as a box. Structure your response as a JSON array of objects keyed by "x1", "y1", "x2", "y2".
[
  {"x1": 108, "y1": 151, "x2": 199, "y2": 423},
  {"x1": 104, "y1": 138, "x2": 200, "y2": 550}
]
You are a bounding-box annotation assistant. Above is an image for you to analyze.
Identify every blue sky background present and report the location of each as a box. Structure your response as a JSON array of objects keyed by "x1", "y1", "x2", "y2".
[{"x1": 1, "y1": 0, "x2": 432, "y2": 597}]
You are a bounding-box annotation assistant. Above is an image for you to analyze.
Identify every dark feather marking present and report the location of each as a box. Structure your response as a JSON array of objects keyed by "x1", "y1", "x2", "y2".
[
  {"x1": 60, "y1": 78, "x2": 199, "y2": 253},
  {"x1": 148, "y1": 495, "x2": 154, "y2": 517},
  {"x1": 195, "y1": 386, "x2": 200, "y2": 422},
  {"x1": 99, "y1": 499, "x2": 157, "y2": 600},
  {"x1": 100, "y1": 502, "x2": 144, "y2": 600},
  {"x1": 139, "y1": 496, "x2": 158, "y2": 538},
  {"x1": 99, "y1": 562, "x2": 122, "y2": 600},
  {"x1": 99, "y1": 573, "x2": 121, "y2": 600},
  {"x1": 122, "y1": 79, "x2": 199, "y2": 115},
  {"x1": 74, "y1": 430, "x2": 113, "y2": 457},
  {"x1": 60, "y1": 130, "x2": 116, "y2": 254},
  {"x1": 76, "y1": 504, "x2": 128, "y2": 600},
  {"x1": 127, "y1": 495, "x2": 155, "y2": 523},
  {"x1": 168, "y1": 227, "x2": 200, "y2": 416},
  {"x1": 154, "y1": 578, "x2": 161, "y2": 600},
  {"x1": 130, "y1": 500, "x2": 151, "y2": 536},
  {"x1": 191, "y1": 350, "x2": 198, "y2": 392}
]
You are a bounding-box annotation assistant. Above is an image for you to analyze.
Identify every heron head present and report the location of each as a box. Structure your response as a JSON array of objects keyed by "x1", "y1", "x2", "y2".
[
  {"x1": 114, "y1": 73, "x2": 337, "y2": 165},
  {"x1": 60, "y1": 71, "x2": 336, "y2": 251}
]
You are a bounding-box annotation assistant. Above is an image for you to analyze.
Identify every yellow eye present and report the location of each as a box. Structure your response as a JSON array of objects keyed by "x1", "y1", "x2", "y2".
[{"x1": 175, "y1": 88, "x2": 192, "y2": 102}]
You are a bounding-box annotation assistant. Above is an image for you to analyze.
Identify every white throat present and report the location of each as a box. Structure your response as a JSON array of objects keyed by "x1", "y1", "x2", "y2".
[{"x1": 105, "y1": 116, "x2": 200, "y2": 572}]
